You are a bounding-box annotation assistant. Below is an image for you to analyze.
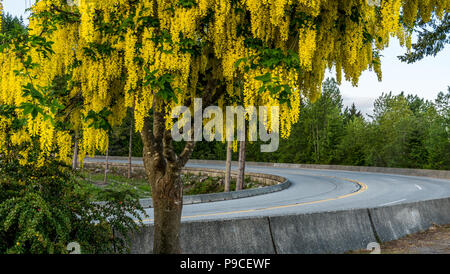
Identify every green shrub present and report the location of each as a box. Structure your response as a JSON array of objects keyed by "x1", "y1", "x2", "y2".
[{"x1": 0, "y1": 160, "x2": 146, "y2": 254}]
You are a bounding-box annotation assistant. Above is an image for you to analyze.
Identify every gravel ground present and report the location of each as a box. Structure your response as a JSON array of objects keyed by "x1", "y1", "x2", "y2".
[{"x1": 349, "y1": 224, "x2": 450, "y2": 254}]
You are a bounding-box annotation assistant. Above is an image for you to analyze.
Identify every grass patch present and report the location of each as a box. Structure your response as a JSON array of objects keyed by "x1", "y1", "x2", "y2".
[{"x1": 77, "y1": 171, "x2": 264, "y2": 201}]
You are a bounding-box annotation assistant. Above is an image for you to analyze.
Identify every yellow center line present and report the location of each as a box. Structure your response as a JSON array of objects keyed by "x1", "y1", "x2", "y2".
[{"x1": 140, "y1": 176, "x2": 368, "y2": 223}]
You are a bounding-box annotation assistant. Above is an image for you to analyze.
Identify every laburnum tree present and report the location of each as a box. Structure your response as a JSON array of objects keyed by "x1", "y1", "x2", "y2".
[{"x1": 0, "y1": 0, "x2": 448, "y2": 253}]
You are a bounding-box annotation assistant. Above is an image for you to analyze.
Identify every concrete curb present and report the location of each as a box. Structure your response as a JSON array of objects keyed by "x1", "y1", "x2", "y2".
[
  {"x1": 82, "y1": 162, "x2": 291, "y2": 208},
  {"x1": 128, "y1": 197, "x2": 450, "y2": 254},
  {"x1": 139, "y1": 179, "x2": 291, "y2": 208}
]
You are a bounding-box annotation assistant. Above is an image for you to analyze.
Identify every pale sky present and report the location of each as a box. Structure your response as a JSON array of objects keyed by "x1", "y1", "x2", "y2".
[{"x1": 3, "y1": 0, "x2": 450, "y2": 116}]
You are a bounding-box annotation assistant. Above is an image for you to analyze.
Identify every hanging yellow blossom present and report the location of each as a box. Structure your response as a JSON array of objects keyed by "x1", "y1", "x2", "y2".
[{"x1": 0, "y1": 0, "x2": 446, "y2": 167}]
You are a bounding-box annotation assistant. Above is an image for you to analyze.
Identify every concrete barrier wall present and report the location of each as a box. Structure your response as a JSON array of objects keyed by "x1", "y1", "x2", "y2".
[
  {"x1": 183, "y1": 167, "x2": 287, "y2": 186},
  {"x1": 129, "y1": 197, "x2": 450, "y2": 254},
  {"x1": 187, "y1": 160, "x2": 450, "y2": 180},
  {"x1": 129, "y1": 217, "x2": 276, "y2": 254},
  {"x1": 270, "y1": 164, "x2": 450, "y2": 180},
  {"x1": 268, "y1": 209, "x2": 376, "y2": 254},
  {"x1": 369, "y1": 197, "x2": 450, "y2": 242}
]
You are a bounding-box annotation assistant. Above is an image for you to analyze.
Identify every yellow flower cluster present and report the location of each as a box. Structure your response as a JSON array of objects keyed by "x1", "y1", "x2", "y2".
[
  {"x1": 232, "y1": 140, "x2": 238, "y2": 153},
  {"x1": 0, "y1": 117, "x2": 10, "y2": 155},
  {"x1": 56, "y1": 131, "x2": 73, "y2": 164},
  {"x1": 0, "y1": 54, "x2": 25, "y2": 106},
  {"x1": 298, "y1": 25, "x2": 317, "y2": 71},
  {"x1": 0, "y1": 0, "x2": 447, "y2": 166},
  {"x1": 82, "y1": 124, "x2": 109, "y2": 157}
]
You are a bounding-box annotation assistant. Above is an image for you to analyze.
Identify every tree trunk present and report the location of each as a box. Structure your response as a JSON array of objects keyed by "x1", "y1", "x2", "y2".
[
  {"x1": 316, "y1": 126, "x2": 320, "y2": 163},
  {"x1": 104, "y1": 145, "x2": 109, "y2": 184},
  {"x1": 237, "y1": 139, "x2": 246, "y2": 191},
  {"x1": 128, "y1": 109, "x2": 134, "y2": 179},
  {"x1": 224, "y1": 141, "x2": 232, "y2": 192},
  {"x1": 143, "y1": 156, "x2": 183, "y2": 254},
  {"x1": 140, "y1": 112, "x2": 195, "y2": 254},
  {"x1": 72, "y1": 131, "x2": 79, "y2": 170}
]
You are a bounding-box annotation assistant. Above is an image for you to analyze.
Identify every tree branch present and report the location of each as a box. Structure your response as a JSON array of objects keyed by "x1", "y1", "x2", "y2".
[
  {"x1": 163, "y1": 129, "x2": 178, "y2": 164},
  {"x1": 178, "y1": 140, "x2": 196, "y2": 167}
]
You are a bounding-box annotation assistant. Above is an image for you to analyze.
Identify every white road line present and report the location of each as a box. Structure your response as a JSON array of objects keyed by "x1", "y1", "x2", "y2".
[
  {"x1": 415, "y1": 184, "x2": 423, "y2": 190},
  {"x1": 379, "y1": 199, "x2": 407, "y2": 207}
]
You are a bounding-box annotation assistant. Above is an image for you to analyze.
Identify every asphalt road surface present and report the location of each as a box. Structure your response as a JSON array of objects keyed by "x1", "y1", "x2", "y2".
[{"x1": 86, "y1": 158, "x2": 450, "y2": 224}]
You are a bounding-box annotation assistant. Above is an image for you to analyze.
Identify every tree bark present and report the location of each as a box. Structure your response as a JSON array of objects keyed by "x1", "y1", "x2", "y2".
[
  {"x1": 140, "y1": 110, "x2": 195, "y2": 254},
  {"x1": 237, "y1": 139, "x2": 246, "y2": 190},
  {"x1": 72, "y1": 131, "x2": 79, "y2": 170},
  {"x1": 137, "y1": 81, "x2": 220, "y2": 253},
  {"x1": 316, "y1": 125, "x2": 320, "y2": 163},
  {"x1": 128, "y1": 108, "x2": 134, "y2": 179},
  {"x1": 104, "y1": 145, "x2": 109, "y2": 184},
  {"x1": 143, "y1": 154, "x2": 183, "y2": 254},
  {"x1": 224, "y1": 141, "x2": 232, "y2": 192}
]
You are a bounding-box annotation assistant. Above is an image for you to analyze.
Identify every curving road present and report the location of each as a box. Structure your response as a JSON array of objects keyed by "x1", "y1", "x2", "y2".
[{"x1": 86, "y1": 159, "x2": 450, "y2": 224}]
